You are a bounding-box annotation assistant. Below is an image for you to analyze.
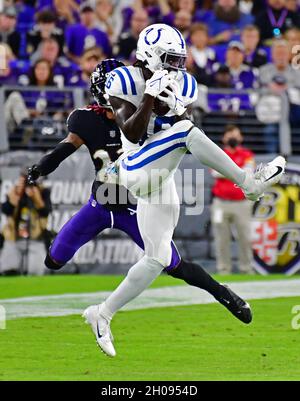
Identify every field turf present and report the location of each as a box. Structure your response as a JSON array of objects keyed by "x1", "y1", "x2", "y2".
[{"x1": 0, "y1": 274, "x2": 299, "y2": 381}]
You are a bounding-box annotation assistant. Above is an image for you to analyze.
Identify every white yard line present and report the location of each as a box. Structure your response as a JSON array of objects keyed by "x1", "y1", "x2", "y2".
[{"x1": 0, "y1": 279, "x2": 299, "y2": 320}]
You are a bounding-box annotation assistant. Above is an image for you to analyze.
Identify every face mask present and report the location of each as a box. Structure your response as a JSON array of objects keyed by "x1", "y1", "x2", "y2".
[{"x1": 227, "y1": 138, "x2": 239, "y2": 148}]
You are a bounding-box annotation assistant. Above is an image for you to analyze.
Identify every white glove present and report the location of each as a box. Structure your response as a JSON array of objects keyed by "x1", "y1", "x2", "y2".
[
  {"x1": 157, "y1": 81, "x2": 186, "y2": 116},
  {"x1": 144, "y1": 70, "x2": 174, "y2": 98}
]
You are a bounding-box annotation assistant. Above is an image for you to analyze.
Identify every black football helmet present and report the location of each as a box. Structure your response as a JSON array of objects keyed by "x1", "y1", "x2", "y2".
[{"x1": 90, "y1": 58, "x2": 125, "y2": 107}]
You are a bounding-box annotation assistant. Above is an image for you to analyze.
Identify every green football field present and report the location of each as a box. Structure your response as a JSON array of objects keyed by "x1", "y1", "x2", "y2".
[{"x1": 0, "y1": 274, "x2": 300, "y2": 381}]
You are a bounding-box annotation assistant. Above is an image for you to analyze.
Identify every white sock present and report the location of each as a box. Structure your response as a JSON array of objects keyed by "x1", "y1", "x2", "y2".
[
  {"x1": 186, "y1": 127, "x2": 246, "y2": 186},
  {"x1": 100, "y1": 256, "x2": 164, "y2": 318}
]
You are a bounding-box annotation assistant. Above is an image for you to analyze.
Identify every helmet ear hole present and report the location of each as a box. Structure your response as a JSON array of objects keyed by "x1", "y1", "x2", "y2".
[{"x1": 90, "y1": 58, "x2": 125, "y2": 107}]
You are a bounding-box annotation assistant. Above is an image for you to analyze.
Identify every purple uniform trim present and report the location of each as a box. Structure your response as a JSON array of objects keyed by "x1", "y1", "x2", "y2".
[
  {"x1": 65, "y1": 24, "x2": 111, "y2": 57},
  {"x1": 50, "y1": 196, "x2": 181, "y2": 271}
]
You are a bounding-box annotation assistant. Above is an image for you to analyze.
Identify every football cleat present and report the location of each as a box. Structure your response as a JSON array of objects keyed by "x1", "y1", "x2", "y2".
[
  {"x1": 218, "y1": 284, "x2": 252, "y2": 324},
  {"x1": 82, "y1": 304, "x2": 116, "y2": 357},
  {"x1": 240, "y1": 156, "x2": 286, "y2": 201}
]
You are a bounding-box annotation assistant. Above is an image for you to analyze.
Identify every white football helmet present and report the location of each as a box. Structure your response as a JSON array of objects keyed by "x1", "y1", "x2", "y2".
[{"x1": 136, "y1": 23, "x2": 187, "y2": 72}]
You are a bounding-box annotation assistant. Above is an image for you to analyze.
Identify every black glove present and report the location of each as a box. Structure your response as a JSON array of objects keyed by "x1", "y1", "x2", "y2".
[{"x1": 27, "y1": 165, "x2": 41, "y2": 185}]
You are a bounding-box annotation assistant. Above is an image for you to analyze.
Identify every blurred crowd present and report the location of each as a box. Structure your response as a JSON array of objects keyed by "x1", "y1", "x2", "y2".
[
  {"x1": 0, "y1": 0, "x2": 299, "y2": 151},
  {"x1": 0, "y1": 0, "x2": 299, "y2": 89}
]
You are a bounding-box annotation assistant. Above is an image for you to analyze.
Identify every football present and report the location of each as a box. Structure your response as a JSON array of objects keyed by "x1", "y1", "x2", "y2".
[
  {"x1": 153, "y1": 96, "x2": 170, "y2": 116},
  {"x1": 152, "y1": 87, "x2": 171, "y2": 116}
]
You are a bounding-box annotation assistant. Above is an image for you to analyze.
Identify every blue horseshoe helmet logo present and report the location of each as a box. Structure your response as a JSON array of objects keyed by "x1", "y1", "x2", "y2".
[{"x1": 144, "y1": 28, "x2": 163, "y2": 45}]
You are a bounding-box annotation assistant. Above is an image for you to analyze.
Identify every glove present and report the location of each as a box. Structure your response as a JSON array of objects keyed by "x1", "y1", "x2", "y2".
[
  {"x1": 157, "y1": 81, "x2": 186, "y2": 116},
  {"x1": 27, "y1": 165, "x2": 41, "y2": 185},
  {"x1": 144, "y1": 70, "x2": 174, "y2": 98}
]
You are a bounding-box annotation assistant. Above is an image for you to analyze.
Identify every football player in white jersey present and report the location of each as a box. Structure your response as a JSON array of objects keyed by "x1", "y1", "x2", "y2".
[{"x1": 83, "y1": 24, "x2": 286, "y2": 357}]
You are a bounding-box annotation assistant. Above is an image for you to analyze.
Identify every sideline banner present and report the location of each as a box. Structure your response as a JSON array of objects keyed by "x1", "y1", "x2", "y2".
[
  {"x1": 1, "y1": 151, "x2": 300, "y2": 275},
  {"x1": 252, "y1": 163, "x2": 300, "y2": 275}
]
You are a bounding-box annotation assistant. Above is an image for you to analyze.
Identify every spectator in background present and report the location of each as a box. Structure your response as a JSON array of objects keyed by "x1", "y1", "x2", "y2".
[
  {"x1": 26, "y1": 10, "x2": 64, "y2": 56},
  {"x1": 241, "y1": 25, "x2": 268, "y2": 68},
  {"x1": 250, "y1": 0, "x2": 268, "y2": 17},
  {"x1": 16, "y1": 0, "x2": 36, "y2": 33},
  {"x1": 259, "y1": 39, "x2": 300, "y2": 88},
  {"x1": 0, "y1": 169, "x2": 51, "y2": 276},
  {"x1": 211, "y1": 125, "x2": 255, "y2": 275},
  {"x1": 286, "y1": 0, "x2": 300, "y2": 12},
  {"x1": 6, "y1": 57, "x2": 70, "y2": 139},
  {"x1": 160, "y1": 0, "x2": 199, "y2": 25},
  {"x1": 212, "y1": 64, "x2": 232, "y2": 88},
  {"x1": 65, "y1": 1, "x2": 111, "y2": 63},
  {"x1": 206, "y1": 0, "x2": 253, "y2": 45},
  {"x1": 68, "y1": 46, "x2": 102, "y2": 87},
  {"x1": 187, "y1": 23, "x2": 216, "y2": 85},
  {"x1": 224, "y1": 41, "x2": 258, "y2": 89},
  {"x1": 0, "y1": 43, "x2": 18, "y2": 85},
  {"x1": 165, "y1": 0, "x2": 213, "y2": 25},
  {"x1": 176, "y1": 0, "x2": 197, "y2": 14},
  {"x1": 95, "y1": 0, "x2": 115, "y2": 40},
  {"x1": 259, "y1": 40, "x2": 300, "y2": 152},
  {"x1": 113, "y1": 9, "x2": 149, "y2": 62},
  {"x1": 173, "y1": 9, "x2": 192, "y2": 39},
  {"x1": 255, "y1": 0, "x2": 300, "y2": 44},
  {"x1": 0, "y1": 6, "x2": 21, "y2": 57},
  {"x1": 24, "y1": 59, "x2": 65, "y2": 116},
  {"x1": 53, "y1": 0, "x2": 80, "y2": 31},
  {"x1": 284, "y1": 27, "x2": 300, "y2": 63},
  {"x1": 29, "y1": 37, "x2": 78, "y2": 88},
  {"x1": 122, "y1": 0, "x2": 162, "y2": 32},
  {"x1": 29, "y1": 58, "x2": 55, "y2": 87},
  {"x1": 238, "y1": 0, "x2": 254, "y2": 15},
  {"x1": 6, "y1": 58, "x2": 68, "y2": 138}
]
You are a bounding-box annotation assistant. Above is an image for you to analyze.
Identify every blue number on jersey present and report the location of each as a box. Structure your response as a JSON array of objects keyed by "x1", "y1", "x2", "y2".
[
  {"x1": 105, "y1": 72, "x2": 115, "y2": 89},
  {"x1": 154, "y1": 116, "x2": 176, "y2": 134}
]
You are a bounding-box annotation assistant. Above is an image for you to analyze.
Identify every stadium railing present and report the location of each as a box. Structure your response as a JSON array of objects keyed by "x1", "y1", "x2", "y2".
[
  {"x1": 194, "y1": 87, "x2": 292, "y2": 155},
  {"x1": 0, "y1": 85, "x2": 293, "y2": 155},
  {"x1": 0, "y1": 86, "x2": 88, "y2": 152}
]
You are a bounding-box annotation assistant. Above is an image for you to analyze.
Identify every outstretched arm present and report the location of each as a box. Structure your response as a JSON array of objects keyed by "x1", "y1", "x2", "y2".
[{"x1": 28, "y1": 133, "x2": 84, "y2": 183}]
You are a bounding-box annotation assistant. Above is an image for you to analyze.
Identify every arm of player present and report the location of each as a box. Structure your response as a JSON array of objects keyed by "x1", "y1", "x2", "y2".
[
  {"x1": 109, "y1": 95, "x2": 155, "y2": 144},
  {"x1": 27, "y1": 133, "x2": 84, "y2": 184}
]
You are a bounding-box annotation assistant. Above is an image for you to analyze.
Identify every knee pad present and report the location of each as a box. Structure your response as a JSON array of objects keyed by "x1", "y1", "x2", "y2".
[
  {"x1": 126, "y1": 256, "x2": 164, "y2": 284},
  {"x1": 44, "y1": 252, "x2": 65, "y2": 270}
]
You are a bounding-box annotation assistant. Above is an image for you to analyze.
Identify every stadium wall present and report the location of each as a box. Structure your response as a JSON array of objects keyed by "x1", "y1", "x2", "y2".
[{"x1": 1, "y1": 151, "x2": 300, "y2": 275}]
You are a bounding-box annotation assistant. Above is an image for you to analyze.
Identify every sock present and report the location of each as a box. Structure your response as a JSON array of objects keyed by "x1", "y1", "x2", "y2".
[
  {"x1": 101, "y1": 256, "x2": 164, "y2": 317},
  {"x1": 186, "y1": 127, "x2": 246, "y2": 186},
  {"x1": 168, "y1": 259, "x2": 224, "y2": 300}
]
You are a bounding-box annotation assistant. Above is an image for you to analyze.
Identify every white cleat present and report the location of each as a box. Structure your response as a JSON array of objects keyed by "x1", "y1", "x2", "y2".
[
  {"x1": 240, "y1": 156, "x2": 286, "y2": 201},
  {"x1": 82, "y1": 305, "x2": 116, "y2": 357}
]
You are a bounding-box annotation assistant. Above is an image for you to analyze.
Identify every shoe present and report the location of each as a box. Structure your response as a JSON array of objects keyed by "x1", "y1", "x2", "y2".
[
  {"x1": 82, "y1": 305, "x2": 116, "y2": 357},
  {"x1": 218, "y1": 285, "x2": 252, "y2": 324},
  {"x1": 240, "y1": 156, "x2": 286, "y2": 201}
]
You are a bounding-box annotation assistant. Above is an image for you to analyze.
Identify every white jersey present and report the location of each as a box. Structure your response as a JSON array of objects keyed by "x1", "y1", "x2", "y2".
[{"x1": 105, "y1": 65, "x2": 198, "y2": 152}]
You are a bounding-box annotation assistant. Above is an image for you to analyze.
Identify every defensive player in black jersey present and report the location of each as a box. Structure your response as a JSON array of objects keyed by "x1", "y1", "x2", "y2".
[{"x1": 28, "y1": 59, "x2": 252, "y2": 326}]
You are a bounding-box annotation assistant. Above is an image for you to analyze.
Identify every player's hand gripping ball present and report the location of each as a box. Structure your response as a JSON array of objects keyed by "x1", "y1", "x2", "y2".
[{"x1": 153, "y1": 92, "x2": 171, "y2": 116}]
